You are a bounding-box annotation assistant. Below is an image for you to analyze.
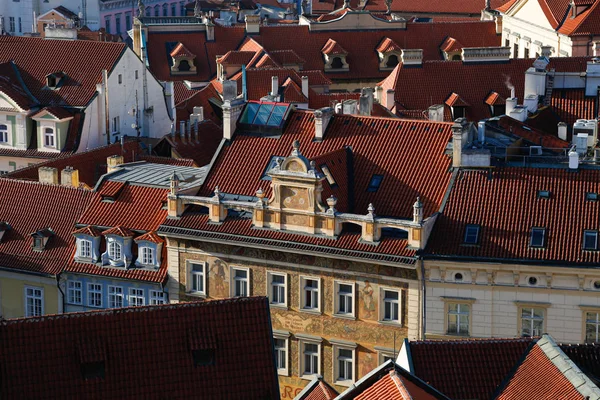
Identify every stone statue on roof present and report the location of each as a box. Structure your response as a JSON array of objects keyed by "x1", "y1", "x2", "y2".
[
  {"x1": 300, "y1": 0, "x2": 308, "y2": 16},
  {"x1": 385, "y1": 0, "x2": 393, "y2": 14},
  {"x1": 194, "y1": 0, "x2": 202, "y2": 17},
  {"x1": 137, "y1": 0, "x2": 145, "y2": 17}
]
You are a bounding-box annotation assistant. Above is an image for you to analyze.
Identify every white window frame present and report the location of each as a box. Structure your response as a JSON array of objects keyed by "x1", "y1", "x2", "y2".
[
  {"x1": 0, "y1": 124, "x2": 8, "y2": 144},
  {"x1": 107, "y1": 285, "x2": 123, "y2": 308},
  {"x1": 267, "y1": 271, "x2": 287, "y2": 308},
  {"x1": 298, "y1": 336, "x2": 322, "y2": 380},
  {"x1": 67, "y1": 280, "x2": 82, "y2": 305},
  {"x1": 112, "y1": 115, "x2": 120, "y2": 134},
  {"x1": 78, "y1": 238, "x2": 92, "y2": 259},
  {"x1": 44, "y1": 127, "x2": 55, "y2": 148},
  {"x1": 140, "y1": 246, "x2": 155, "y2": 265},
  {"x1": 380, "y1": 287, "x2": 402, "y2": 325},
  {"x1": 230, "y1": 267, "x2": 249, "y2": 298},
  {"x1": 87, "y1": 283, "x2": 103, "y2": 308},
  {"x1": 585, "y1": 311, "x2": 600, "y2": 343},
  {"x1": 300, "y1": 276, "x2": 321, "y2": 314},
  {"x1": 25, "y1": 286, "x2": 44, "y2": 317},
  {"x1": 375, "y1": 347, "x2": 397, "y2": 365},
  {"x1": 273, "y1": 331, "x2": 290, "y2": 376},
  {"x1": 447, "y1": 303, "x2": 470, "y2": 335},
  {"x1": 150, "y1": 290, "x2": 166, "y2": 305},
  {"x1": 108, "y1": 240, "x2": 122, "y2": 261},
  {"x1": 332, "y1": 341, "x2": 357, "y2": 386},
  {"x1": 128, "y1": 287, "x2": 145, "y2": 306},
  {"x1": 187, "y1": 261, "x2": 206, "y2": 296},
  {"x1": 334, "y1": 281, "x2": 355, "y2": 319},
  {"x1": 520, "y1": 306, "x2": 545, "y2": 337}
]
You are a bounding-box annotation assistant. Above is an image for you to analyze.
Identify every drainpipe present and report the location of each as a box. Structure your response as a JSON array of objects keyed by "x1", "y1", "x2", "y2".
[
  {"x1": 420, "y1": 257, "x2": 426, "y2": 340},
  {"x1": 160, "y1": 280, "x2": 170, "y2": 304},
  {"x1": 56, "y1": 272, "x2": 65, "y2": 314}
]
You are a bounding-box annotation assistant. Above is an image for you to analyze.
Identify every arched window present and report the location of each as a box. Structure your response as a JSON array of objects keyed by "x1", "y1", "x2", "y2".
[
  {"x1": 108, "y1": 241, "x2": 122, "y2": 260},
  {"x1": 154, "y1": 5, "x2": 160, "y2": 16},
  {"x1": 452, "y1": 54, "x2": 461, "y2": 61},
  {"x1": 0, "y1": 124, "x2": 8, "y2": 143},
  {"x1": 162, "y1": 3, "x2": 168, "y2": 16},
  {"x1": 385, "y1": 54, "x2": 399, "y2": 68},
  {"x1": 178, "y1": 59, "x2": 191, "y2": 72},
  {"x1": 331, "y1": 57, "x2": 344, "y2": 69},
  {"x1": 44, "y1": 127, "x2": 55, "y2": 147}
]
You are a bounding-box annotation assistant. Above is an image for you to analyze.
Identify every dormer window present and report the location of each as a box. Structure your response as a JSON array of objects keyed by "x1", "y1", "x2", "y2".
[
  {"x1": 73, "y1": 226, "x2": 101, "y2": 263},
  {"x1": 463, "y1": 224, "x2": 480, "y2": 244},
  {"x1": 537, "y1": 190, "x2": 550, "y2": 199},
  {"x1": 0, "y1": 124, "x2": 8, "y2": 144},
  {"x1": 586, "y1": 192, "x2": 598, "y2": 201},
  {"x1": 377, "y1": 37, "x2": 402, "y2": 71},
  {"x1": 170, "y1": 42, "x2": 197, "y2": 75},
  {"x1": 134, "y1": 231, "x2": 163, "y2": 269},
  {"x1": 31, "y1": 228, "x2": 54, "y2": 251},
  {"x1": 44, "y1": 127, "x2": 55, "y2": 148},
  {"x1": 367, "y1": 174, "x2": 383, "y2": 192},
  {"x1": 108, "y1": 241, "x2": 122, "y2": 261},
  {"x1": 0, "y1": 222, "x2": 10, "y2": 243},
  {"x1": 45, "y1": 72, "x2": 65, "y2": 89},
  {"x1": 101, "y1": 227, "x2": 133, "y2": 267},
  {"x1": 584, "y1": 230, "x2": 598, "y2": 251},
  {"x1": 322, "y1": 39, "x2": 349, "y2": 72}
]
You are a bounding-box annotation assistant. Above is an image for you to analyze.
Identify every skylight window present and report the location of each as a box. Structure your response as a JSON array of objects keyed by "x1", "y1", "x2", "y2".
[
  {"x1": 238, "y1": 102, "x2": 290, "y2": 128},
  {"x1": 530, "y1": 227, "x2": 546, "y2": 248},
  {"x1": 537, "y1": 190, "x2": 551, "y2": 199},
  {"x1": 586, "y1": 192, "x2": 598, "y2": 202},
  {"x1": 320, "y1": 164, "x2": 337, "y2": 187},
  {"x1": 463, "y1": 224, "x2": 480, "y2": 244},
  {"x1": 584, "y1": 230, "x2": 598, "y2": 251},
  {"x1": 367, "y1": 174, "x2": 384, "y2": 192}
]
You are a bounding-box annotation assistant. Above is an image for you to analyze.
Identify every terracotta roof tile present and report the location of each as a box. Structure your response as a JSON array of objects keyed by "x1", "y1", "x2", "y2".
[
  {"x1": 300, "y1": 379, "x2": 339, "y2": 400},
  {"x1": 364, "y1": 0, "x2": 509, "y2": 14},
  {"x1": 255, "y1": 53, "x2": 280, "y2": 68},
  {"x1": 218, "y1": 50, "x2": 257, "y2": 65},
  {"x1": 485, "y1": 91, "x2": 505, "y2": 106},
  {"x1": 407, "y1": 338, "x2": 533, "y2": 400},
  {"x1": 269, "y1": 49, "x2": 306, "y2": 65},
  {"x1": 376, "y1": 37, "x2": 402, "y2": 53},
  {"x1": 321, "y1": 38, "x2": 349, "y2": 55},
  {"x1": 497, "y1": 116, "x2": 570, "y2": 149},
  {"x1": 174, "y1": 82, "x2": 221, "y2": 124},
  {"x1": 281, "y1": 77, "x2": 308, "y2": 103},
  {"x1": 169, "y1": 42, "x2": 195, "y2": 58},
  {"x1": 0, "y1": 297, "x2": 279, "y2": 399},
  {"x1": 445, "y1": 92, "x2": 470, "y2": 107},
  {"x1": 134, "y1": 231, "x2": 164, "y2": 243},
  {"x1": 101, "y1": 226, "x2": 134, "y2": 237},
  {"x1": 309, "y1": 92, "x2": 361, "y2": 109},
  {"x1": 161, "y1": 120, "x2": 223, "y2": 166},
  {"x1": 440, "y1": 36, "x2": 464, "y2": 53},
  {"x1": 0, "y1": 36, "x2": 126, "y2": 107},
  {"x1": 139, "y1": 155, "x2": 197, "y2": 167},
  {"x1": 0, "y1": 62, "x2": 34, "y2": 111},
  {"x1": 72, "y1": 225, "x2": 102, "y2": 237},
  {"x1": 0, "y1": 178, "x2": 93, "y2": 276},
  {"x1": 560, "y1": 343, "x2": 600, "y2": 382},
  {"x1": 426, "y1": 167, "x2": 600, "y2": 265},
  {"x1": 551, "y1": 88, "x2": 597, "y2": 125}
]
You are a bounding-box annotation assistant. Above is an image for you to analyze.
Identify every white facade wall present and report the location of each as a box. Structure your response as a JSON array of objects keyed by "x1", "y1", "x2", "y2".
[
  {"x1": 81, "y1": 47, "x2": 172, "y2": 150},
  {"x1": 424, "y1": 261, "x2": 600, "y2": 343}
]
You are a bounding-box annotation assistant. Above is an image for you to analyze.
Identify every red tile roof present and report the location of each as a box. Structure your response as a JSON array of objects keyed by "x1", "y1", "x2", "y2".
[
  {"x1": 0, "y1": 178, "x2": 93, "y2": 276},
  {"x1": 174, "y1": 81, "x2": 221, "y2": 124},
  {"x1": 322, "y1": 38, "x2": 349, "y2": 55},
  {"x1": 407, "y1": 338, "x2": 533, "y2": 400},
  {"x1": 0, "y1": 297, "x2": 280, "y2": 399},
  {"x1": 139, "y1": 155, "x2": 197, "y2": 167},
  {"x1": 218, "y1": 50, "x2": 257, "y2": 65},
  {"x1": 364, "y1": 0, "x2": 509, "y2": 15},
  {"x1": 134, "y1": 231, "x2": 164, "y2": 243},
  {"x1": 0, "y1": 62, "x2": 34, "y2": 111},
  {"x1": 310, "y1": 92, "x2": 361, "y2": 109},
  {"x1": 282, "y1": 77, "x2": 308, "y2": 103},
  {"x1": 0, "y1": 36, "x2": 126, "y2": 107},
  {"x1": 78, "y1": 182, "x2": 169, "y2": 232},
  {"x1": 5, "y1": 138, "x2": 142, "y2": 187},
  {"x1": 485, "y1": 91, "x2": 505, "y2": 106},
  {"x1": 496, "y1": 116, "x2": 570, "y2": 149},
  {"x1": 270, "y1": 49, "x2": 306, "y2": 65},
  {"x1": 496, "y1": 344, "x2": 586, "y2": 400},
  {"x1": 426, "y1": 167, "x2": 600, "y2": 265},
  {"x1": 101, "y1": 226, "x2": 134, "y2": 237},
  {"x1": 445, "y1": 92, "x2": 470, "y2": 107},
  {"x1": 169, "y1": 42, "x2": 195, "y2": 58},
  {"x1": 158, "y1": 120, "x2": 223, "y2": 166},
  {"x1": 560, "y1": 343, "x2": 600, "y2": 382},
  {"x1": 376, "y1": 37, "x2": 402, "y2": 53},
  {"x1": 551, "y1": 88, "x2": 597, "y2": 125},
  {"x1": 440, "y1": 36, "x2": 463, "y2": 53},
  {"x1": 72, "y1": 225, "x2": 102, "y2": 237},
  {"x1": 299, "y1": 378, "x2": 339, "y2": 400}
]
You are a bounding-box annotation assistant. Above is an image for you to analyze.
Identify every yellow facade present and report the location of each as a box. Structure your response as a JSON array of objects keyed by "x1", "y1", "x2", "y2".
[{"x1": 0, "y1": 271, "x2": 59, "y2": 318}]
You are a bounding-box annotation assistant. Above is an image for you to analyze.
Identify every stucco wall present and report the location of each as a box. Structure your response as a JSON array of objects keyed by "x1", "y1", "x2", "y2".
[{"x1": 0, "y1": 270, "x2": 59, "y2": 318}]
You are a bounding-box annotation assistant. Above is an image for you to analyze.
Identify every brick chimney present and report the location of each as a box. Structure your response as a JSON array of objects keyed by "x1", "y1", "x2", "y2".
[
  {"x1": 401, "y1": 49, "x2": 423, "y2": 66},
  {"x1": 38, "y1": 166, "x2": 58, "y2": 185},
  {"x1": 107, "y1": 155, "x2": 124, "y2": 173},
  {"x1": 314, "y1": 107, "x2": 334, "y2": 141},
  {"x1": 452, "y1": 118, "x2": 469, "y2": 168},
  {"x1": 60, "y1": 166, "x2": 80, "y2": 187}
]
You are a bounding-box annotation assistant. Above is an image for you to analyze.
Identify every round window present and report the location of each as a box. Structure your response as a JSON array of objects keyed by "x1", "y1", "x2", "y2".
[
  {"x1": 528, "y1": 277, "x2": 538, "y2": 286},
  {"x1": 455, "y1": 273, "x2": 463, "y2": 281},
  {"x1": 594, "y1": 281, "x2": 600, "y2": 290}
]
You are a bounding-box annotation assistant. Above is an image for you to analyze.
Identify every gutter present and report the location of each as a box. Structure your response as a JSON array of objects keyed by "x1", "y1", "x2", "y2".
[
  {"x1": 420, "y1": 256, "x2": 426, "y2": 340},
  {"x1": 56, "y1": 272, "x2": 65, "y2": 314}
]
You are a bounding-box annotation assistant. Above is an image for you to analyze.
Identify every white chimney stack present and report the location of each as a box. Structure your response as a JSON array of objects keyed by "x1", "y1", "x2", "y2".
[
  {"x1": 385, "y1": 89, "x2": 395, "y2": 110},
  {"x1": 506, "y1": 97, "x2": 517, "y2": 116},
  {"x1": 569, "y1": 150, "x2": 579, "y2": 169},
  {"x1": 314, "y1": 107, "x2": 334, "y2": 141},
  {"x1": 523, "y1": 94, "x2": 538, "y2": 113},
  {"x1": 222, "y1": 99, "x2": 245, "y2": 141},
  {"x1": 428, "y1": 105, "x2": 444, "y2": 121},
  {"x1": 558, "y1": 122, "x2": 568, "y2": 141},
  {"x1": 509, "y1": 106, "x2": 528, "y2": 122},
  {"x1": 301, "y1": 76, "x2": 309, "y2": 99},
  {"x1": 271, "y1": 76, "x2": 279, "y2": 97}
]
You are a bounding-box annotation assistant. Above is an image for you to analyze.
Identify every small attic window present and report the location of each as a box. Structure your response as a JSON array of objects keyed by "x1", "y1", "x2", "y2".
[
  {"x1": 320, "y1": 164, "x2": 337, "y2": 187},
  {"x1": 31, "y1": 228, "x2": 55, "y2": 251},
  {"x1": 81, "y1": 361, "x2": 105, "y2": 380},
  {"x1": 192, "y1": 349, "x2": 215, "y2": 367},
  {"x1": 47, "y1": 75, "x2": 57, "y2": 88},
  {"x1": 530, "y1": 227, "x2": 546, "y2": 248},
  {"x1": 586, "y1": 192, "x2": 598, "y2": 202},
  {"x1": 463, "y1": 224, "x2": 480, "y2": 244},
  {"x1": 537, "y1": 190, "x2": 551, "y2": 199},
  {"x1": 46, "y1": 72, "x2": 65, "y2": 89},
  {"x1": 367, "y1": 174, "x2": 383, "y2": 192}
]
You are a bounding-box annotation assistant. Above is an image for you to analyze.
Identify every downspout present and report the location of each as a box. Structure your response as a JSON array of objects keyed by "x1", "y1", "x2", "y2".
[
  {"x1": 56, "y1": 272, "x2": 65, "y2": 314},
  {"x1": 420, "y1": 257, "x2": 426, "y2": 340},
  {"x1": 160, "y1": 279, "x2": 170, "y2": 303},
  {"x1": 103, "y1": 69, "x2": 110, "y2": 145}
]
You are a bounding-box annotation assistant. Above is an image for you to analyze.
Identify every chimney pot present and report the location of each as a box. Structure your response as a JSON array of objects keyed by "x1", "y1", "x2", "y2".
[
  {"x1": 301, "y1": 76, "x2": 309, "y2": 99},
  {"x1": 451, "y1": 118, "x2": 469, "y2": 168},
  {"x1": 222, "y1": 80, "x2": 237, "y2": 101},
  {"x1": 314, "y1": 107, "x2": 334, "y2": 141},
  {"x1": 385, "y1": 89, "x2": 395, "y2": 110},
  {"x1": 179, "y1": 121, "x2": 185, "y2": 137},
  {"x1": 428, "y1": 105, "x2": 444, "y2": 121},
  {"x1": 271, "y1": 76, "x2": 279, "y2": 97},
  {"x1": 38, "y1": 166, "x2": 59, "y2": 185},
  {"x1": 61, "y1": 166, "x2": 80, "y2": 187},
  {"x1": 342, "y1": 99, "x2": 358, "y2": 115},
  {"x1": 558, "y1": 122, "x2": 568, "y2": 141},
  {"x1": 107, "y1": 155, "x2": 124, "y2": 173}
]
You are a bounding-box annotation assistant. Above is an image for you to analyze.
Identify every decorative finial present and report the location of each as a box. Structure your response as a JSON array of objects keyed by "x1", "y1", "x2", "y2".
[
  {"x1": 194, "y1": 0, "x2": 202, "y2": 17},
  {"x1": 213, "y1": 186, "x2": 221, "y2": 200},
  {"x1": 310, "y1": 160, "x2": 316, "y2": 170},
  {"x1": 413, "y1": 196, "x2": 422, "y2": 208},
  {"x1": 256, "y1": 188, "x2": 265, "y2": 199},
  {"x1": 137, "y1": 0, "x2": 146, "y2": 17},
  {"x1": 291, "y1": 139, "x2": 301, "y2": 156},
  {"x1": 367, "y1": 203, "x2": 375, "y2": 217},
  {"x1": 326, "y1": 195, "x2": 338, "y2": 213}
]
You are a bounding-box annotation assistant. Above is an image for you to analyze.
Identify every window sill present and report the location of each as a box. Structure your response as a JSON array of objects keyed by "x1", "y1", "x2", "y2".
[
  {"x1": 185, "y1": 291, "x2": 206, "y2": 298},
  {"x1": 269, "y1": 303, "x2": 288, "y2": 310},
  {"x1": 378, "y1": 320, "x2": 402, "y2": 327},
  {"x1": 300, "y1": 374, "x2": 319, "y2": 381},
  {"x1": 300, "y1": 308, "x2": 321, "y2": 316},
  {"x1": 333, "y1": 313, "x2": 356, "y2": 321},
  {"x1": 334, "y1": 379, "x2": 354, "y2": 388},
  {"x1": 277, "y1": 369, "x2": 289, "y2": 377},
  {"x1": 445, "y1": 332, "x2": 470, "y2": 337}
]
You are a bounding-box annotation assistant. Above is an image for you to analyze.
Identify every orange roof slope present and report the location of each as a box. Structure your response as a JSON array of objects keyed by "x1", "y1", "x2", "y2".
[
  {"x1": 426, "y1": 167, "x2": 600, "y2": 265},
  {"x1": 0, "y1": 36, "x2": 126, "y2": 107},
  {"x1": 0, "y1": 178, "x2": 92, "y2": 276},
  {"x1": 364, "y1": 0, "x2": 509, "y2": 14},
  {"x1": 297, "y1": 377, "x2": 339, "y2": 400},
  {"x1": 0, "y1": 297, "x2": 280, "y2": 399}
]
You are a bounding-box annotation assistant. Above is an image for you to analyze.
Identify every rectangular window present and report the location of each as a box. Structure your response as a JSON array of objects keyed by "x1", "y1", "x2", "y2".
[
  {"x1": 0, "y1": 124, "x2": 8, "y2": 143},
  {"x1": 87, "y1": 283, "x2": 102, "y2": 308},
  {"x1": 104, "y1": 16, "x2": 111, "y2": 34},
  {"x1": 524, "y1": 47, "x2": 529, "y2": 58},
  {"x1": 67, "y1": 281, "x2": 82, "y2": 305},
  {"x1": 367, "y1": 174, "x2": 383, "y2": 192},
  {"x1": 44, "y1": 128, "x2": 55, "y2": 147},
  {"x1": 150, "y1": 290, "x2": 166, "y2": 305},
  {"x1": 335, "y1": 282, "x2": 354, "y2": 317},
  {"x1": 301, "y1": 277, "x2": 320, "y2": 312},
  {"x1": 268, "y1": 272, "x2": 286, "y2": 306},
  {"x1": 141, "y1": 246, "x2": 155, "y2": 265},
  {"x1": 505, "y1": 38, "x2": 510, "y2": 47},
  {"x1": 129, "y1": 288, "x2": 145, "y2": 306},
  {"x1": 232, "y1": 268, "x2": 248, "y2": 297},
  {"x1": 190, "y1": 263, "x2": 205, "y2": 294},
  {"x1": 586, "y1": 312, "x2": 600, "y2": 343},
  {"x1": 118, "y1": 74, "x2": 122, "y2": 85},
  {"x1": 79, "y1": 239, "x2": 92, "y2": 258},
  {"x1": 180, "y1": 1, "x2": 185, "y2": 15},
  {"x1": 463, "y1": 224, "x2": 480, "y2": 244},
  {"x1": 171, "y1": 3, "x2": 176, "y2": 16},
  {"x1": 584, "y1": 230, "x2": 598, "y2": 251},
  {"x1": 303, "y1": 343, "x2": 319, "y2": 376},
  {"x1": 336, "y1": 348, "x2": 354, "y2": 383},
  {"x1": 530, "y1": 227, "x2": 546, "y2": 248},
  {"x1": 274, "y1": 338, "x2": 287, "y2": 373},
  {"x1": 513, "y1": 43, "x2": 519, "y2": 58},
  {"x1": 9, "y1": 17, "x2": 15, "y2": 32},
  {"x1": 586, "y1": 192, "x2": 598, "y2": 202},
  {"x1": 18, "y1": 17, "x2": 21, "y2": 33},
  {"x1": 382, "y1": 289, "x2": 400, "y2": 323},
  {"x1": 108, "y1": 241, "x2": 122, "y2": 260},
  {"x1": 115, "y1": 14, "x2": 121, "y2": 34},
  {"x1": 108, "y1": 286, "x2": 123, "y2": 308},
  {"x1": 125, "y1": 13, "x2": 132, "y2": 30},
  {"x1": 25, "y1": 286, "x2": 43, "y2": 316},
  {"x1": 135, "y1": 70, "x2": 139, "y2": 80},
  {"x1": 521, "y1": 307, "x2": 544, "y2": 337},
  {"x1": 447, "y1": 303, "x2": 470, "y2": 335}
]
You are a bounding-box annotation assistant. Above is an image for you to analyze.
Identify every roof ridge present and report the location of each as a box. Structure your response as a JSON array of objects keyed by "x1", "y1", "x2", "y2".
[
  {"x1": 0, "y1": 176, "x2": 91, "y2": 191},
  {"x1": 390, "y1": 370, "x2": 414, "y2": 400}
]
